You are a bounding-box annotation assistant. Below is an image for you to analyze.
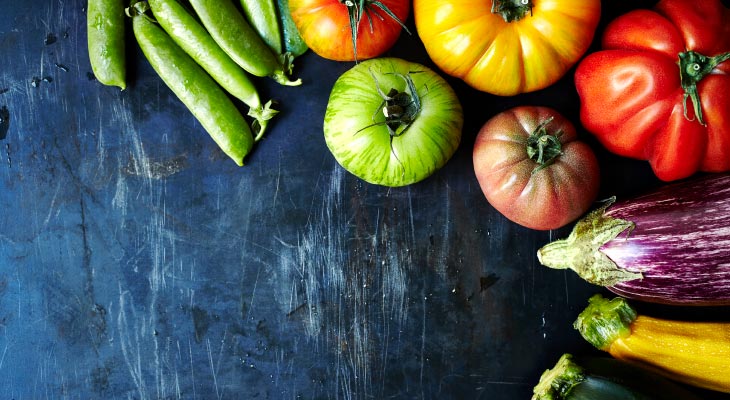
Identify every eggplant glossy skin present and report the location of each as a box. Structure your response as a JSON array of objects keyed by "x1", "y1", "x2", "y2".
[
  {"x1": 538, "y1": 173, "x2": 730, "y2": 305},
  {"x1": 602, "y1": 174, "x2": 730, "y2": 305}
]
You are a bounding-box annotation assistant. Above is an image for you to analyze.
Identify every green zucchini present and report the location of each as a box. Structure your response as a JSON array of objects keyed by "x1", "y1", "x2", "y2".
[
  {"x1": 532, "y1": 354, "x2": 702, "y2": 400},
  {"x1": 275, "y1": 0, "x2": 307, "y2": 57}
]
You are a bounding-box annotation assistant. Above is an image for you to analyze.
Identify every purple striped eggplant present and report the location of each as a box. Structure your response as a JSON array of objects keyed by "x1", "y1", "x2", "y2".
[{"x1": 537, "y1": 173, "x2": 730, "y2": 305}]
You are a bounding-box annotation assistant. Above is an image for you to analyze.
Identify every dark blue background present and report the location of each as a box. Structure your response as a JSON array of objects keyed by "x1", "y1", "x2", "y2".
[{"x1": 1, "y1": 1, "x2": 728, "y2": 399}]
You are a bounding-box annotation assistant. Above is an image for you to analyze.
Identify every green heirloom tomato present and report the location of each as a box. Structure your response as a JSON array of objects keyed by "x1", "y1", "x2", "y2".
[{"x1": 324, "y1": 58, "x2": 463, "y2": 187}]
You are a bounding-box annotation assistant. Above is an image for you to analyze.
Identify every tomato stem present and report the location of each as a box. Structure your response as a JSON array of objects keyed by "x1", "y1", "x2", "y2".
[
  {"x1": 357, "y1": 69, "x2": 422, "y2": 137},
  {"x1": 526, "y1": 116, "x2": 563, "y2": 174},
  {"x1": 340, "y1": 0, "x2": 410, "y2": 61},
  {"x1": 491, "y1": 0, "x2": 533, "y2": 23},
  {"x1": 678, "y1": 50, "x2": 730, "y2": 126}
]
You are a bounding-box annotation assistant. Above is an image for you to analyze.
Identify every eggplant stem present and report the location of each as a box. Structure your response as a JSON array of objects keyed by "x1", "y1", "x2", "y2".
[{"x1": 537, "y1": 197, "x2": 642, "y2": 286}]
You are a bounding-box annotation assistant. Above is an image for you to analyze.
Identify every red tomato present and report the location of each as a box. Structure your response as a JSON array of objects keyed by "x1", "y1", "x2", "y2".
[
  {"x1": 288, "y1": 0, "x2": 409, "y2": 61},
  {"x1": 575, "y1": 0, "x2": 730, "y2": 182},
  {"x1": 473, "y1": 107, "x2": 600, "y2": 231}
]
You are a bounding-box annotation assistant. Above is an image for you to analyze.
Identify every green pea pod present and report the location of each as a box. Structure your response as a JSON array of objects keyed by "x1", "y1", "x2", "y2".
[
  {"x1": 240, "y1": 0, "x2": 282, "y2": 56},
  {"x1": 188, "y1": 0, "x2": 301, "y2": 86},
  {"x1": 275, "y1": 0, "x2": 307, "y2": 57},
  {"x1": 129, "y1": 1, "x2": 254, "y2": 166},
  {"x1": 87, "y1": 0, "x2": 126, "y2": 89},
  {"x1": 147, "y1": 0, "x2": 277, "y2": 139}
]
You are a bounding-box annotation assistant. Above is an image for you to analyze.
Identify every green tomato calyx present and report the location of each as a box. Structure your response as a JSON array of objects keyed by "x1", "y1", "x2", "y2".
[
  {"x1": 491, "y1": 0, "x2": 534, "y2": 23},
  {"x1": 341, "y1": 0, "x2": 410, "y2": 61},
  {"x1": 526, "y1": 116, "x2": 563, "y2": 173},
  {"x1": 678, "y1": 50, "x2": 730, "y2": 126},
  {"x1": 357, "y1": 69, "x2": 423, "y2": 137}
]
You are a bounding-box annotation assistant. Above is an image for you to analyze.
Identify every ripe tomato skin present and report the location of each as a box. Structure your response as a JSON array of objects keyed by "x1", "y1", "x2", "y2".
[
  {"x1": 324, "y1": 58, "x2": 463, "y2": 187},
  {"x1": 575, "y1": 0, "x2": 730, "y2": 182},
  {"x1": 288, "y1": 0, "x2": 409, "y2": 61},
  {"x1": 413, "y1": 0, "x2": 600, "y2": 96},
  {"x1": 473, "y1": 107, "x2": 600, "y2": 231}
]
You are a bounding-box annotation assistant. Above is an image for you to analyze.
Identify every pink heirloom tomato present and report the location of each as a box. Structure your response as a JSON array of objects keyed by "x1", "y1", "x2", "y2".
[{"x1": 473, "y1": 106, "x2": 600, "y2": 230}]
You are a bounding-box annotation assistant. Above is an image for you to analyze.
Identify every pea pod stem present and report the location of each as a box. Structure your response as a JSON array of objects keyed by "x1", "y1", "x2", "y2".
[
  {"x1": 128, "y1": 1, "x2": 254, "y2": 166},
  {"x1": 87, "y1": 0, "x2": 127, "y2": 89},
  {"x1": 147, "y1": 0, "x2": 277, "y2": 139},
  {"x1": 189, "y1": 0, "x2": 301, "y2": 86}
]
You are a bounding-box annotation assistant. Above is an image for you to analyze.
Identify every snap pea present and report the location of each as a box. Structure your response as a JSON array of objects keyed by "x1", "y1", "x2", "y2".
[
  {"x1": 87, "y1": 0, "x2": 126, "y2": 89},
  {"x1": 188, "y1": 0, "x2": 301, "y2": 86},
  {"x1": 275, "y1": 0, "x2": 308, "y2": 57},
  {"x1": 147, "y1": 0, "x2": 277, "y2": 139},
  {"x1": 128, "y1": 1, "x2": 254, "y2": 166},
  {"x1": 240, "y1": 0, "x2": 283, "y2": 56}
]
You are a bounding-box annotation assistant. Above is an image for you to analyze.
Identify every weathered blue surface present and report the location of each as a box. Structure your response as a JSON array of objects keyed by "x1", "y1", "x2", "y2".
[{"x1": 1, "y1": 1, "x2": 725, "y2": 399}]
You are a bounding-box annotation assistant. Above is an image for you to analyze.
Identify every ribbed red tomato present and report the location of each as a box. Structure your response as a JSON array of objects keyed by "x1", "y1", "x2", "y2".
[
  {"x1": 575, "y1": 0, "x2": 730, "y2": 182},
  {"x1": 288, "y1": 0, "x2": 409, "y2": 61},
  {"x1": 473, "y1": 107, "x2": 600, "y2": 231}
]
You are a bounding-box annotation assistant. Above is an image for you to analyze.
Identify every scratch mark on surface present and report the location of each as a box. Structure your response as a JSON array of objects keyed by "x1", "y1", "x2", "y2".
[
  {"x1": 244, "y1": 265, "x2": 262, "y2": 323},
  {"x1": 188, "y1": 338, "x2": 197, "y2": 399},
  {"x1": 117, "y1": 288, "x2": 150, "y2": 400},
  {"x1": 206, "y1": 338, "x2": 222, "y2": 400},
  {"x1": 276, "y1": 165, "x2": 418, "y2": 399}
]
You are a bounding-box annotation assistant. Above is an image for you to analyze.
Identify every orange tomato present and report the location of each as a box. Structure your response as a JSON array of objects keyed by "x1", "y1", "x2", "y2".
[
  {"x1": 289, "y1": 0, "x2": 410, "y2": 61},
  {"x1": 413, "y1": 0, "x2": 601, "y2": 96}
]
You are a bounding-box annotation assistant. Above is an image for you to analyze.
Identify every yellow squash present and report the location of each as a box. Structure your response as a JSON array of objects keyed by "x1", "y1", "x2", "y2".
[{"x1": 574, "y1": 294, "x2": 730, "y2": 393}]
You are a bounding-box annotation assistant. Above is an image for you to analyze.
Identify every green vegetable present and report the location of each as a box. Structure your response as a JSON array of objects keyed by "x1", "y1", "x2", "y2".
[
  {"x1": 147, "y1": 0, "x2": 277, "y2": 139},
  {"x1": 240, "y1": 0, "x2": 283, "y2": 55},
  {"x1": 275, "y1": 0, "x2": 308, "y2": 57},
  {"x1": 87, "y1": 0, "x2": 126, "y2": 89},
  {"x1": 128, "y1": 1, "x2": 254, "y2": 166},
  {"x1": 188, "y1": 0, "x2": 301, "y2": 86},
  {"x1": 532, "y1": 354, "x2": 702, "y2": 400},
  {"x1": 324, "y1": 58, "x2": 463, "y2": 187}
]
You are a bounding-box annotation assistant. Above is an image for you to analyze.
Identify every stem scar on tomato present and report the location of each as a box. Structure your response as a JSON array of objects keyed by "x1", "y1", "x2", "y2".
[
  {"x1": 357, "y1": 68, "x2": 424, "y2": 136},
  {"x1": 491, "y1": 0, "x2": 533, "y2": 23},
  {"x1": 525, "y1": 116, "x2": 564, "y2": 174},
  {"x1": 341, "y1": 0, "x2": 410, "y2": 61},
  {"x1": 355, "y1": 69, "x2": 427, "y2": 175},
  {"x1": 678, "y1": 50, "x2": 730, "y2": 126}
]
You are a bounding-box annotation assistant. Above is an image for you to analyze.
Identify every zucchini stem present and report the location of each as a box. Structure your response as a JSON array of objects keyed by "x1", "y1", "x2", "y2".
[
  {"x1": 532, "y1": 354, "x2": 585, "y2": 400},
  {"x1": 573, "y1": 295, "x2": 637, "y2": 351}
]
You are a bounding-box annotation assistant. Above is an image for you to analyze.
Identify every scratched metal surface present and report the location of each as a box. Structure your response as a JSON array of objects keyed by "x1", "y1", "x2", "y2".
[{"x1": 1, "y1": 1, "x2": 728, "y2": 399}]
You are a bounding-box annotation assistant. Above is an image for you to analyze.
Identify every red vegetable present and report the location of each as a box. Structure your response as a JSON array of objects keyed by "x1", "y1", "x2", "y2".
[
  {"x1": 537, "y1": 173, "x2": 730, "y2": 306},
  {"x1": 288, "y1": 0, "x2": 409, "y2": 61},
  {"x1": 574, "y1": 0, "x2": 730, "y2": 182},
  {"x1": 472, "y1": 106, "x2": 600, "y2": 231}
]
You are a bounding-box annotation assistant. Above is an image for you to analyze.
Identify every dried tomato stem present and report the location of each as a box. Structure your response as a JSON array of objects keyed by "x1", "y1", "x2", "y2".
[
  {"x1": 526, "y1": 116, "x2": 563, "y2": 174},
  {"x1": 340, "y1": 0, "x2": 409, "y2": 61},
  {"x1": 678, "y1": 50, "x2": 730, "y2": 126},
  {"x1": 491, "y1": 0, "x2": 533, "y2": 22}
]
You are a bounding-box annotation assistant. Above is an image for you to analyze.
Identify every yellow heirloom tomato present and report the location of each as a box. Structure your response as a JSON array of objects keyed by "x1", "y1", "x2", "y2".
[{"x1": 413, "y1": 0, "x2": 601, "y2": 96}]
